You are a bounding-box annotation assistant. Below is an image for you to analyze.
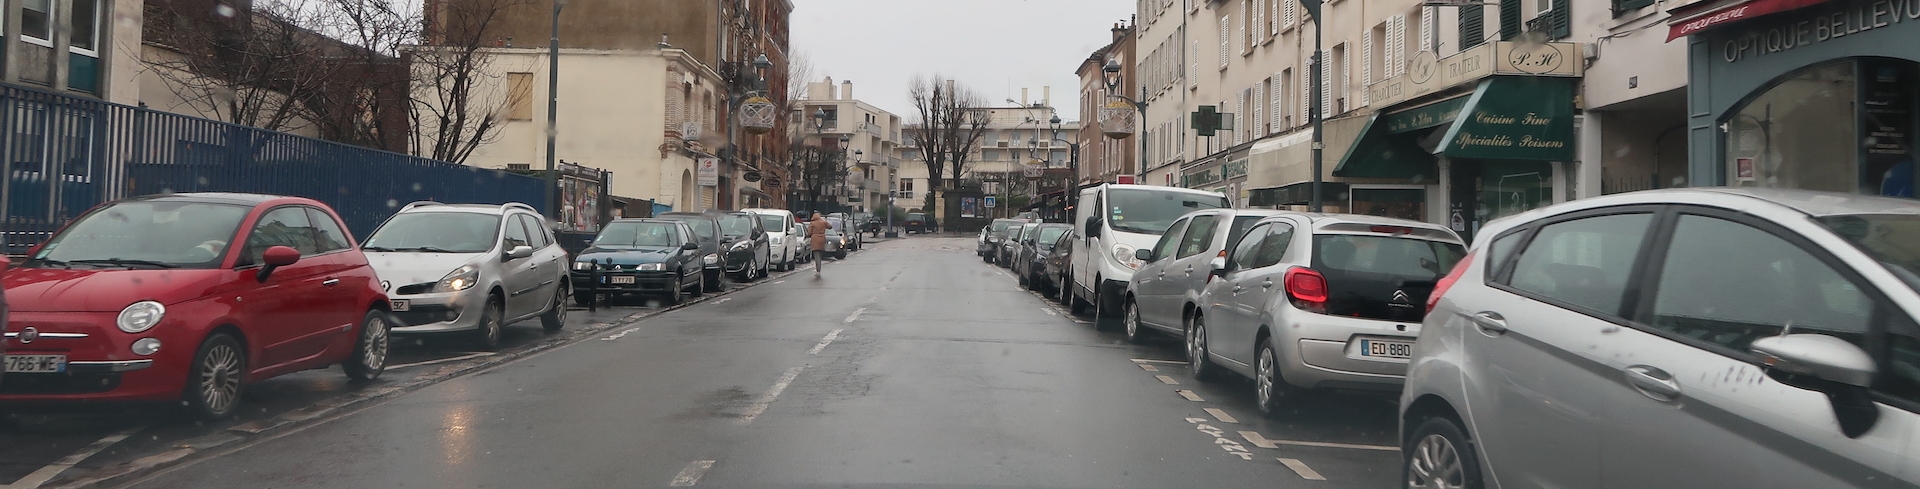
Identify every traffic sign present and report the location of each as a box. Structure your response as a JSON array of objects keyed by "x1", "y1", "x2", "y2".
[{"x1": 984, "y1": 196, "x2": 997, "y2": 208}]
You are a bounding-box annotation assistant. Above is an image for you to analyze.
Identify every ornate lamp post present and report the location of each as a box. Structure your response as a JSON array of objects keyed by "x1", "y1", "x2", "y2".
[{"x1": 1100, "y1": 59, "x2": 1147, "y2": 186}]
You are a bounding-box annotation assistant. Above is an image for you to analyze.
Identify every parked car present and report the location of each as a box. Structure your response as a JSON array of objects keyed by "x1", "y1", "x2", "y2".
[
  {"x1": 1045, "y1": 229, "x2": 1077, "y2": 304},
  {"x1": 1125, "y1": 209, "x2": 1288, "y2": 343},
  {"x1": 0, "y1": 193, "x2": 391, "y2": 419},
  {"x1": 1405, "y1": 188, "x2": 1920, "y2": 489},
  {"x1": 831, "y1": 213, "x2": 865, "y2": 251},
  {"x1": 570, "y1": 219, "x2": 706, "y2": 306},
  {"x1": 980, "y1": 218, "x2": 1026, "y2": 260},
  {"x1": 719, "y1": 211, "x2": 771, "y2": 281},
  {"x1": 1067, "y1": 184, "x2": 1228, "y2": 323},
  {"x1": 787, "y1": 222, "x2": 811, "y2": 264},
  {"x1": 823, "y1": 217, "x2": 851, "y2": 259},
  {"x1": 746, "y1": 209, "x2": 798, "y2": 271},
  {"x1": 1000, "y1": 223, "x2": 1038, "y2": 269},
  {"x1": 362, "y1": 202, "x2": 570, "y2": 350},
  {"x1": 656, "y1": 212, "x2": 728, "y2": 292},
  {"x1": 904, "y1": 212, "x2": 936, "y2": 234},
  {"x1": 1190, "y1": 214, "x2": 1464, "y2": 416},
  {"x1": 1, "y1": 255, "x2": 9, "y2": 386},
  {"x1": 1015, "y1": 223, "x2": 1073, "y2": 291}
]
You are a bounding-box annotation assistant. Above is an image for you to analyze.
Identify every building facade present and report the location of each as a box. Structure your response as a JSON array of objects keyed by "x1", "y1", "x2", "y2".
[
  {"x1": 1077, "y1": 21, "x2": 1140, "y2": 186},
  {"x1": 792, "y1": 78, "x2": 904, "y2": 216},
  {"x1": 2, "y1": 0, "x2": 138, "y2": 104}
]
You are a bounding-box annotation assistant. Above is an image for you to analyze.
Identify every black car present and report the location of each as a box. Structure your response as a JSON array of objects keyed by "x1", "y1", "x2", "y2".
[
  {"x1": 1044, "y1": 228, "x2": 1075, "y2": 304},
  {"x1": 718, "y1": 211, "x2": 771, "y2": 281},
  {"x1": 980, "y1": 218, "x2": 1026, "y2": 261},
  {"x1": 997, "y1": 222, "x2": 1036, "y2": 268},
  {"x1": 1015, "y1": 223, "x2": 1073, "y2": 291},
  {"x1": 656, "y1": 211, "x2": 729, "y2": 292},
  {"x1": 571, "y1": 220, "x2": 706, "y2": 305},
  {"x1": 904, "y1": 213, "x2": 935, "y2": 234}
]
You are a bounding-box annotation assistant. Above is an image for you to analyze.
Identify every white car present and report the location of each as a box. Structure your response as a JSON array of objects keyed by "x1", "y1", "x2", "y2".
[
  {"x1": 745, "y1": 208, "x2": 799, "y2": 271},
  {"x1": 361, "y1": 202, "x2": 571, "y2": 350}
]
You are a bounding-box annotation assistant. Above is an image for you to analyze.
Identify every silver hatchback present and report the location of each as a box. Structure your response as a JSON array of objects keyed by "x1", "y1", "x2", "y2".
[
  {"x1": 362, "y1": 202, "x2": 571, "y2": 350},
  {"x1": 1404, "y1": 188, "x2": 1920, "y2": 489}
]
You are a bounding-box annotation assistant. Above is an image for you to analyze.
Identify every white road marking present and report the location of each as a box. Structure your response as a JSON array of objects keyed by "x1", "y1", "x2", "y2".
[
  {"x1": 1177, "y1": 389, "x2": 1205, "y2": 402},
  {"x1": 738, "y1": 366, "x2": 805, "y2": 424},
  {"x1": 1130, "y1": 358, "x2": 1190, "y2": 365},
  {"x1": 386, "y1": 352, "x2": 495, "y2": 369},
  {"x1": 1041, "y1": 308, "x2": 1057, "y2": 316},
  {"x1": 772, "y1": 280, "x2": 786, "y2": 285},
  {"x1": 1071, "y1": 319, "x2": 1092, "y2": 324},
  {"x1": 844, "y1": 308, "x2": 866, "y2": 323},
  {"x1": 1156, "y1": 375, "x2": 1179, "y2": 384},
  {"x1": 807, "y1": 329, "x2": 843, "y2": 355},
  {"x1": 1186, "y1": 419, "x2": 1255, "y2": 461},
  {"x1": 3, "y1": 426, "x2": 142, "y2": 489},
  {"x1": 1278, "y1": 458, "x2": 1328, "y2": 481},
  {"x1": 1238, "y1": 430, "x2": 1396, "y2": 451},
  {"x1": 712, "y1": 297, "x2": 733, "y2": 304},
  {"x1": 1139, "y1": 364, "x2": 1159, "y2": 372},
  {"x1": 1205, "y1": 408, "x2": 1239, "y2": 424},
  {"x1": 601, "y1": 327, "x2": 641, "y2": 341},
  {"x1": 669, "y1": 460, "x2": 717, "y2": 486}
]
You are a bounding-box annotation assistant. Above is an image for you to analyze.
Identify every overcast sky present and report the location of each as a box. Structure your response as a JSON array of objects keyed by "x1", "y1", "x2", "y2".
[{"x1": 791, "y1": 0, "x2": 1136, "y2": 123}]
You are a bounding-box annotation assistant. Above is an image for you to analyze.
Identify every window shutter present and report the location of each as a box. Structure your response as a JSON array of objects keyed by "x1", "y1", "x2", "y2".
[
  {"x1": 1254, "y1": 80, "x2": 1266, "y2": 136},
  {"x1": 1283, "y1": 0, "x2": 1296, "y2": 29},
  {"x1": 1320, "y1": 50, "x2": 1332, "y2": 115},
  {"x1": 1339, "y1": 46, "x2": 1350, "y2": 112},
  {"x1": 1271, "y1": 73, "x2": 1283, "y2": 130},
  {"x1": 1551, "y1": 0, "x2": 1571, "y2": 39},
  {"x1": 1235, "y1": 91, "x2": 1245, "y2": 144},
  {"x1": 1191, "y1": 40, "x2": 1200, "y2": 87},
  {"x1": 1420, "y1": 7, "x2": 1435, "y2": 52},
  {"x1": 1461, "y1": 5, "x2": 1485, "y2": 48},
  {"x1": 1615, "y1": 0, "x2": 1655, "y2": 15},
  {"x1": 1252, "y1": 0, "x2": 1263, "y2": 42},
  {"x1": 1237, "y1": 4, "x2": 1247, "y2": 55},
  {"x1": 1389, "y1": 16, "x2": 1404, "y2": 76},
  {"x1": 1499, "y1": 0, "x2": 1521, "y2": 41},
  {"x1": 1361, "y1": 31, "x2": 1373, "y2": 106},
  {"x1": 1271, "y1": 0, "x2": 1281, "y2": 34},
  {"x1": 1220, "y1": 15, "x2": 1231, "y2": 68}
]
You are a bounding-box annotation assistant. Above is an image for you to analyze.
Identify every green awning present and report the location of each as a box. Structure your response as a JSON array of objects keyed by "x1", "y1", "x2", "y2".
[
  {"x1": 1384, "y1": 96, "x2": 1469, "y2": 134},
  {"x1": 1439, "y1": 77, "x2": 1577, "y2": 161},
  {"x1": 1333, "y1": 113, "x2": 1436, "y2": 179}
]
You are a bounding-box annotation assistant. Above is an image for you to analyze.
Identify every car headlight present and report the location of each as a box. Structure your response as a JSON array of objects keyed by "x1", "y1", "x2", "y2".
[
  {"x1": 439, "y1": 264, "x2": 479, "y2": 292},
  {"x1": 770, "y1": 236, "x2": 783, "y2": 245},
  {"x1": 573, "y1": 261, "x2": 594, "y2": 271},
  {"x1": 1114, "y1": 245, "x2": 1143, "y2": 270},
  {"x1": 703, "y1": 253, "x2": 719, "y2": 265},
  {"x1": 117, "y1": 301, "x2": 166, "y2": 333},
  {"x1": 731, "y1": 241, "x2": 752, "y2": 251},
  {"x1": 636, "y1": 263, "x2": 664, "y2": 271}
]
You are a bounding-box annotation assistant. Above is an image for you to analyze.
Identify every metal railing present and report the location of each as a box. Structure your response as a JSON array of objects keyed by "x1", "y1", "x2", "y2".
[{"x1": 0, "y1": 82, "x2": 545, "y2": 254}]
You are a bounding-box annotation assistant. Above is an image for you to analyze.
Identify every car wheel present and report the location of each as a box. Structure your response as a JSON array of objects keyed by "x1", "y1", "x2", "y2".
[
  {"x1": 1067, "y1": 278, "x2": 1087, "y2": 315},
  {"x1": 1124, "y1": 299, "x2": 1149, "y2": 344},
  {"x1": 185, "y1": 334, "x2": 245, "y2": 420},
  {"x1": 664, "y1": 275, "x2": 685, "y2": 306},
  {"x1": 1187, "y1": 313, "x2": 1222, "y2": 381},
  {"x1": 689, "y1": 272, "x2": 706, "y2": 297},
  {"x1": 837, "y1": 250, "x2": 847, "y2": 259},
  {"x1": 1256, "y1": 340, "x2": 1301, "y2": 416},
  {"x1": 983, "y1": 254, "x2": 993, "y2": 263},
  {"x1": 705, "y1": 270, "x2": 726, "y2": 293},
  {"x1": 1018, "y1": 269, "x2": 1030, "y2": 288},
  {"x1": 346, "y1": 310, "x2": 389, "y2": 381},
  {"x1": 573, "y1": 292, "x2": 594, "y2": 308},
  {"x1": 1405, "y1": 416, "x2": 1484, "y2": 489},
  {"x1": 1057, "y1": 274, "x2": 1072, "y2": 304},
  {"x1": 540, "y1": 284, "x2": 569, "y2": 332},
  {"x1": 475, "y1": 296, "x2": 504, "y2": 351},
  {"x1": 1091, "y1": 283, "x2": 1114, "y2": 331}
]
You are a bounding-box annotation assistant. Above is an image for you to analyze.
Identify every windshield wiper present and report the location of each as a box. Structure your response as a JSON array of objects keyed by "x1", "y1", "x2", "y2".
[
  {"x1": 394, "y1": 246, "x2": 460, "y2": 253},
  {"x1": 69, "y1": 258, "x2": 180, "y2": 269},
  {"x1": 362, "y1": 246, "x2": 396, "y2": 252}
]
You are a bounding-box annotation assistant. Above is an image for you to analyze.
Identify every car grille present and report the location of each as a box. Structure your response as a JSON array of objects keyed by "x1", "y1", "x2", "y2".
[
  {"x1": 395, "y1": 282, "x2": 435, "y2": 295},
  {"x1": 1, "y1": 372, "x2": 121, "y2": 394},
  {"x1": 392, "y1": 304, "x2": 459, "y2": 326}
]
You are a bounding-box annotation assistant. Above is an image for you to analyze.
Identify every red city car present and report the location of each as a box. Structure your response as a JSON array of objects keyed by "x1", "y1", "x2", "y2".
[{"x1": 0, "y1": 193, "x2": 392, "y2": 419}]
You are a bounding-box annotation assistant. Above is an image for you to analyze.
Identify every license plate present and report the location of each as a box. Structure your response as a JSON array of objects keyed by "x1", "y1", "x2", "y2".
[
  {"x1": 610, "y1": 276, "x2": 636, "y2": 284},
  {"x1": 4, "y1": 354, "x2": 67, "y2": 373},
  {"x1": 390, "y1": 299, "x2": 410, "y2": 312},
  {"x1": 1359, "y1": 339, "x2": 1413, "y2": 359}
]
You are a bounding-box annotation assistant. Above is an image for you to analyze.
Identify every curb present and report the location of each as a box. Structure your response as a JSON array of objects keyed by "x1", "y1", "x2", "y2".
[{"x1": 47, "y1": 264, "x2": 812, "y2": 489}]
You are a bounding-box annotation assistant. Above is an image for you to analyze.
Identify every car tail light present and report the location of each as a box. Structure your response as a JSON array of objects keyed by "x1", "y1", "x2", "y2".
[
  {"x1": 1284, "y1": 267, "x2": 1329, "y2": 313},
  {"x1": 1427, "y1": 251, "x2": 1476, "y2": 315}
]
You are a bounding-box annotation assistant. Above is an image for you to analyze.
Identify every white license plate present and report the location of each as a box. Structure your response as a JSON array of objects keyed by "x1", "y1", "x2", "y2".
[
  {"x1": 610, "y1": 276, "x2": 636, "y2": 284},
  {"x1": 390, "y1": 299, "x2": 410, "y2": 312},
  {"x1": 4, "y1": 354, "x2": 67, "y2": 373},
  {"x1": 1359, "y1": 339, "x2": 1413, "y2": 359}
]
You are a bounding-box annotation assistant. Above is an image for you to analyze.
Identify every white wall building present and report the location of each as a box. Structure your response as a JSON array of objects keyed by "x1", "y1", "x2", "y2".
[{"x1": 791, "y1": 78, "x2": 905, "y2": 215}]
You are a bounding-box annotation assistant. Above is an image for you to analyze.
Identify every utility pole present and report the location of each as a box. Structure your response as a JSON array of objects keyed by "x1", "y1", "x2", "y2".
[
  {"x1": 1305, "y1": 0, "x2": 1325, "y2": 212},
  {"x1": 544, "y1": 0, "x2": 566, "y2": 219}
]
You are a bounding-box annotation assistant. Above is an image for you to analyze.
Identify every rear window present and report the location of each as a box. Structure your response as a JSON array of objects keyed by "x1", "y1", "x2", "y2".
[
  {"x1": 1035, "y1": 227, "x2": 1069, "y2": 249},
  {"x1": 1312, "y1": 234, "x2": 1467, "y2": 321}
]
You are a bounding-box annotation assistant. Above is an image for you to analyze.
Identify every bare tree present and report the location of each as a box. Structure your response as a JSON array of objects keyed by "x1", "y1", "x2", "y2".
[
  {"x1": 140, "y1": 0, "x2": 339, "y2": 134},
  {"x1": 904, "y1": 75, "x2": 989, "y2": 220},
  {"x1": 300, "y1": 0, "x2": 420, "y2": 151},
  {"x1": 409, "y1": 0, "x2": 529, "y2": 165}
]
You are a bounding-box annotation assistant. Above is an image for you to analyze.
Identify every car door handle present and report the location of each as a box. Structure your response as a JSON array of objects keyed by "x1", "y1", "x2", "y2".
[
  {"x1": 1231, "y1": 285, "x2": 1244, "y2": 294},
  {"x1": 1468, "y1": 311, "x2": 1508, "y2": 334},
  {"x1": 1623, "y1": 365, "x2": 1681, "y2": 402},
  {"x1": 322, "y1": 278, "x2": 341, "y2": 286},
  {"x1": 1260, "y1": 279, "x2": 1273, "y2": 289}
]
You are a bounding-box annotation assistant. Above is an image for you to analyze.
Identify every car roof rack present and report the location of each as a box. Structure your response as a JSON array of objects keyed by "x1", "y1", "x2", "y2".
[
  {"x1": 502, "y1": 202, "x2": 537, "y2": 214},
  {"x1": 400, "y1": 201, "x2": 443, "y2": 211}
]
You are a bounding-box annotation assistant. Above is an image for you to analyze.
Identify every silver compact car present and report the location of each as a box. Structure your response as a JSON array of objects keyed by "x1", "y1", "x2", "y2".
[
  {"x1": 362, "y1": 202, "x2": 570, "y2": 350},
  {"x1": 1126, "y1": 208, "x2": 1287, "y2": 342},
  {"x1": 1404, "y1": 188, "x2": 1920, "y2": 489},
  {"x1": 1191, "y1": 214, "x2": 1465, "y2": 414}
]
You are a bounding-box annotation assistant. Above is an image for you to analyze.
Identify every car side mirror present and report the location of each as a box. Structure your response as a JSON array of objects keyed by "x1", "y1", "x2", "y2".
[
  {"x1": 506, "y1": 245, "x2": 535, "y2": 260},
  {"x1": 1208, "y1": 256, "x2": 1228, "y2": 277},
  {"x1": 682, "y1": 242, "x2": 701, "y2": 251},
  {"x1": 256, "y1": 245, "x2": 300, "y2": 282},
  {"x1": 1751, "y1": 334, "x2": 1876, "y2": 387},
  {"x1": 1134, "y1": 248, "x2": 1155, "y2": 262},
  {"x1": 1085, "y1": 217, "x2": 1102, "y2": 238}
]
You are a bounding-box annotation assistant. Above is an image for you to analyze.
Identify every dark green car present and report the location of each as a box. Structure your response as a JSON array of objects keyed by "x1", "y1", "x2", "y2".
[{"x1": 571, "y1": 219, "x2": 706, "y2": 306}]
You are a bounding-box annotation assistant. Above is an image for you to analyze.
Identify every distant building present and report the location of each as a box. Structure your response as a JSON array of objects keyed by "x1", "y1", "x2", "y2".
[
  {"x1": 0, "y1": 0, "x2": 139, "y2": 104},
  {"x1": 1076, "y1": 21, "x2": 1139, "y2": 186},
  {"x1": 790, "y1": 78, "x2": 903, "y2": 215}
]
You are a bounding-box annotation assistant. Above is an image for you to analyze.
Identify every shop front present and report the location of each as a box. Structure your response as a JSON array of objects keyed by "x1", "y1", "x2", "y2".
[
  {"x1": 1183, "y1": 155, "x2": 1250, "y2": 206},
  {"x1": 1677, "y1": 0, "x2": 1919, "y2": 198}
]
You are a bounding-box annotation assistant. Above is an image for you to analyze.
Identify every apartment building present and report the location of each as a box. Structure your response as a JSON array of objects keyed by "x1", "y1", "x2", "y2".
[
  {"x1": 793, "y1": 78, "x2": 904, "y2": 215},
  {"x1": 1076, "y1": 21, "x2": 1139, "y2": 186}
]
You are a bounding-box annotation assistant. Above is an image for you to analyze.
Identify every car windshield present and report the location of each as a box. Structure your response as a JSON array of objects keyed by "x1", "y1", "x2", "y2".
[
  {"x1": 594, "y1": 222, "x2": 678, "y2": 248},
  {"x1": 363, "y1": 212, "x2": 500, "y2": 253},
  {"x1": 29, "y1": 200, "x2": 252, "y2": 269},
  {"x1": 1816, "y1": 214, "x2": 1920, "y2": 293},
  {"x1": 757, "y1": 214, "x2": 787, "y2": 233},
  {"x1": 1312, "y1": 234, "x2": 1468, "y2": 321},
  {"x1": 720, "y1": 214, "x2": 756, "y2": 236},
  {"x1": 1107, "y1": 189, "x2": 1228, "y2": 234},
  {"x1": 660, "y1": 216, "x2": 717, "y2": 243}
]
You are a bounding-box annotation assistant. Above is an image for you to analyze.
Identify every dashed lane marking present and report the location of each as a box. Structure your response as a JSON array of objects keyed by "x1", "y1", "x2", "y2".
[
  {"x1": 1177, "y1": 390, "x2": 1205, "y2": 402},
  {"x1": 1041, "y1": 308, "x2": 1057, "y2": 316},
  {"x1": 1239, "y1": 431, "x2": 1397, "y2": 451},
  {"x1": 1204, "y1": 408, "x2": 1239, "y2": 424},
  {"x1": 1278, "y1": 458, "x2": 1328, "y2": 481},
  {"x1": 772, "y1": 280, "x2": 786, "y2": 285},
  {"x1": 668, "y1": 460, "x2": 717, "y2": 486},
  {"x1": 1130, "y1": 358, "x2": 1190, "y2": 365},
  {"x1": 737, "y1": 366, "x2": 805, "y2": 424},
  {"x1": 844, "y1": 308, "x2": 866, "y2": 323},
  {"x1": 1156, "y1": 375, "x2": 1179, "y2": 384},
  {"x1": 807, "y1": 329, "x2": 843, "y2": 355},
  {"x1": 601, "y1": 327, "x2": 641, "y2": 341},
  {"x1": 1139, "y1": 364, "x2": 1159, "y2": 372},
  {"x1": 386, "y1": 352, "x2": 495, "y2": 369},
  {"x1": 712, "y1": 297, "x2": 733, "y2": 304},
  {"x1": 3, "y1": 426, "x2": 142, "y2": 489}
]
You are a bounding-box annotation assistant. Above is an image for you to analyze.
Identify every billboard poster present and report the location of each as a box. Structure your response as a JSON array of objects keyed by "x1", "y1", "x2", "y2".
[
  {"x1": 697, "y1": 157, "x2": 720, "y2": 187},
  {"x1": 960, "y1": 197, "x2": 978, "y2": 218}
]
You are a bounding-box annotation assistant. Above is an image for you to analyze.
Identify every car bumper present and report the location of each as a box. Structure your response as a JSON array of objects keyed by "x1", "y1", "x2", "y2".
[
  {"x1": 388, "y1": 284, "x2": 490, "y2": 334},
  {"x1": 571, "y1": 270, "x2": 683, "y2": 295},
  {"x1": 0, "y1": 311, "x2": 192, "y2": 402},
  {"x1": 1276, "y1": 313, "x2": 1422, "y2": 391}
]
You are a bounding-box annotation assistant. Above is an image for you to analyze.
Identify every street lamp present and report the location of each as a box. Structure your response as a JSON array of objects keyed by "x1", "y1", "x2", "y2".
[
  {"x1": 1100, "y1": 59, "x2": 1148, "y2": 187},
  {"x1": 544, "y1": 0, "x2": 569, "y2": 220},
  {"x1": 838, "y1": 135, "x2": 851, "y2": 214}
]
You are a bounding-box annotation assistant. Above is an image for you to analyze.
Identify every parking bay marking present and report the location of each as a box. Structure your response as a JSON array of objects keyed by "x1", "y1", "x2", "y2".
[
  {"x1": 712, "y1": 297, "x2": 733, "y2": 304},
  {"x1": 1130, "y1": 358, "x2": 1189, "y2": 365},
  {"x1": 1138, "y1": 364, "x2": 1159, "y2": 372},
  {"x1": 669, "y1": 460, "x2": 717, "y2": 486},
  {"x1": 738, "y1": 366, "x2": 805, "y2": 424},
  {"x1": 3, "y1": 426, "x2": 142, "y2": 489},
  {"x1": 1278, "y1": 458, "x2": 1328, "y2": 481},
  {"x1": 386, "y1": 352, "x2": 495, "y2": 369},
  {"x1": 1176, "y1": 389, "x2": 1204, "y2": 402},
  {"x1": 1184, "y1": 418, "x2": 1254, "y2": 461},
  {"x1": 1040, "y1": 308, "x2": 1057, "y2": 316},
  {"x1": 807, "y1": 329, "x2": 844, "y2": 355},
  {"x1": 1156, "y1": 375, "x2": 1179, "y2": 384},
  {"x1": 1204, "y1": 408, "x2": 1238, "y2": 423},
  {"x1": 601, "y1": 327, "x2": 641, "y2": 341},
  {"x1": 1238, "y1": 430, "x2": 1397, "y2": 452}
]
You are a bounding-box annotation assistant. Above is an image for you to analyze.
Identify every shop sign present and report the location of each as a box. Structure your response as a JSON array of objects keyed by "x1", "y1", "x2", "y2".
[
  {"x1": 1385, "y1": 97, "x2": 1470, "y2": 133},
  {"x1": 1186, "y1": 168, "x2": 1222, "y2": 187},
  {"x1": 1441, "y1": 77, "x2": 1578, "y2": 161},
  {"x1": 1223, "y1": 159, "x2": 1249, "y2": 180},
  {"x1": 1369, "y1": 42, "x2": 1582, "y2": 108},
  {"x1": 697, "y1": 157, "x2": 719, "y2": 186},
  {"x1": 1716, "y1": 0, "x2": 1920, "y2": 63}
]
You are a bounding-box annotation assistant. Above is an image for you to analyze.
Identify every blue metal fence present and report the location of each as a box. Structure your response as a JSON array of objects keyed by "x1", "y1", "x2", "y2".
[{"x1": 1, "y1": 82, "x2": 545, "y2": 255}]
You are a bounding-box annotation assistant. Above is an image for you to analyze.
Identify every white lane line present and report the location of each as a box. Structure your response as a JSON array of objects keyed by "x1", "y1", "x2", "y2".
[
  {"x1": 1205, "y1": 408, "x2": 1239, "y2": 424},
  {"x1": 386, "y1": 352, "x2": 495, "y2": 369},
  {"x1": 1156, "y1": 375, "x2": 1179, "y2": 384},
  {"x1": 1278, "y1": 458, "x2": 1328, "y2": 481},
  {"x1": 1139, "y1": 364, "x2": 1159, "y2": 372},
  {"x1": 772, "y1": 280, "x2": 787, "y2": 285},
  {"x1": 668, "y1": 460, "x2": 717, "y2": 486},
  {"x1": 844, "y1": 308, "x2": 866, "y2": 323},
  {"x1": 1041, "y1": 308, "x2": 1057, "y2": 316},
  {"x1": 1238, "y1": 430, "x2": 1397, "y2": 451},
  {"x1": 737, "y1": 366, "x2": 805, "y2": 424},
  {"x1": 601, "y1": 327, "x2": 641, "y2": 341},
  {"x1": 1131, "y1": 358, "x2": 1190, "y2": 365},
  {"x1": 1176, "y1": 389, "x2": 1205, "y2": 402},
  {"x1": 1070, "y1": 319, "x2": 1092, "y2": 324},
  {"x1": 3, "y1": 426, "x2": 142, "y2": 489},
  {"x1": 712, "y1": 297, "x2": 733, "y2": 304},
  {"x1": 806, "y1": 329, "x2": 844, "y2": 355}
]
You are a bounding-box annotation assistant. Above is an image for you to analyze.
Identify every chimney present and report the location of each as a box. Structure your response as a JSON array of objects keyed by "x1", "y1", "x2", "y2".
[
  {"x1": 1021, "y1": 88, "x2": 1029, "y2": 107},
  {"x1": 842, "y1": 80, "x2": 853, "y2": 101},
  {"x1": 826, "y1": 76, "x2": 837, "y2": 99},
  {"x1": 1043, "y1": 86, "x2": 1051, "y2": 107},
  {"x1": 1112, "y1": 22, "x2": 1126, "y2": 42}
]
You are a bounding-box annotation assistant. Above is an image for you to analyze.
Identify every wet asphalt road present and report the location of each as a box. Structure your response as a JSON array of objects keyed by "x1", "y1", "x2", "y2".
[{"x1": 119, "y1": 237, "x2": 1402, "y2": 488}]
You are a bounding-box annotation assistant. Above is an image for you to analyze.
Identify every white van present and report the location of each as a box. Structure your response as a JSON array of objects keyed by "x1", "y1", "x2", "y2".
[{"x1": 1067, "y1": 184, "x2": 1228, "y2": 326}]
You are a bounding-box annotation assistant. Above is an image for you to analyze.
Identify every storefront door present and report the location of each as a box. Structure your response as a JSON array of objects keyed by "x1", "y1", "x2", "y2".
[{"x1": 1449, "y1": 159, "x2": 1553, "y2": 241}]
